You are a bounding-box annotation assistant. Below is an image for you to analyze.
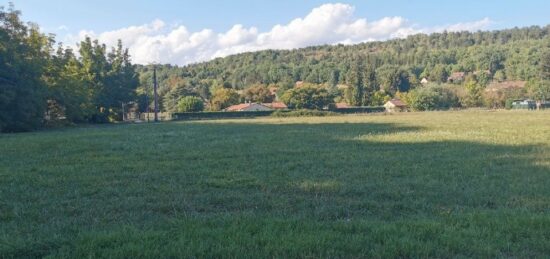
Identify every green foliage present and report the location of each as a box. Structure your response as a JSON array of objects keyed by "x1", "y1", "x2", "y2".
[
  {"x1": 483, "y1": 87, "x2": 526, "y2": 109},
  {"x1": 210, "y1": 88, "x2": 240, "y2": 111},
  {"x1": 539, "y1": 47, "x2": 550, "y2": 80},
  {"x1": 0, "y1": 5, "x2": 49, "y2": 132},
  {"x1": 177, "y1": 96, "x2": 204, "y2": 112},
  {"x1": 280, "y1": 86, "x2": 333, "y2": 110},
  {"x1": 526, "y1": 79, "x2": 550, "y2": 101},
  {"x1": 347, "y1": 58, "x2": 364, "y2": 106},
  {"x1": 378, "y1": 65, "x2": 410, "y2": 94},
  {"x1": 403, "y1": 84, "x2": 460, "y2": 111},
  {"x1": 462, "y1": 79, "x2": 485, "y2": 107},
  {"x1": 134, "y1": 25, "x2": 550, "y2": 112},
  {"x1": 173, "y1": 110, "x2": 274, "y2": 120},
  {"x1": 162, "y1": 76, "x2": 195, "y2": 112},
  {"x1": 328, "y1": 106, "x2": 386, "y2": 113},
  {"x1": 242, "y1": 84, "x2": 274, "y2": 103},
  {"x1": 493, "y1": 70, "x2": 506, "y2": 82},
  {"x1": 271, "y1": 109, "x2": 336, "y2": 117},
  {"x1": 429, "y1": 64, "x2": 448, "y2": 83},
  {"x1": 145, "y1": 25, "x2": 550, "y2": 92},
  {"x1": 370, "y1": 91, "x2": 392, "y2": 106},
  {"x1": 505, "y1": 99, "x2": 514, "y2": 109},
  {"x1": 77, "y1": 38, "x2": 139, "y2": 122},
  {"x1": 0, "y1": 4, "x2": 138, "y2": 131}
]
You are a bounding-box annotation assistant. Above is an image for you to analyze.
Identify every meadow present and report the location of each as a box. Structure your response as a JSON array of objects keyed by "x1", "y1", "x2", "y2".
[{"x1": 1, "y1": 110, "x2": 550, "y2": 258}]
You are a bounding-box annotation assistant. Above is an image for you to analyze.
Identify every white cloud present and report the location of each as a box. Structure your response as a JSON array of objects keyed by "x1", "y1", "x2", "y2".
[
  {"x1": 64, "y1": 3, "x2": 494, "y2": 65},
  {"x1": 444, "y1": 18, "x2": 494, "y2": 32},
  {"x1": 56, "y1": 25, "x2": 69, "y2": 31}
]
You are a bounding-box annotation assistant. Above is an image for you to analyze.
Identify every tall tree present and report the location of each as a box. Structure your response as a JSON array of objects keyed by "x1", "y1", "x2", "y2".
[
  {"x1": 348, "y1": 58, "x2": 364, "y2": 106},
  {"x1": 0, "y1": 5, "x2": 50, "y2": 132},
  {"x1": 363, "y1": 61, "x2": 377, "y2": 105},
  {"x1": 540, "y1": 47, "x2": 550, "y2": 81}
]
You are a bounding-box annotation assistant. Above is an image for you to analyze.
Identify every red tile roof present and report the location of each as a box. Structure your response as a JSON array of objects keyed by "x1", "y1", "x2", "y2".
[
  {"x1": 225, "y1": 103, "x2": 252, "y2": 111},
  {"x1": 263, "y1": 102, "x2": 287, "y2": 109},
  {"x1": 448, "y1": 72, "x2": 466, "y2": 81}
]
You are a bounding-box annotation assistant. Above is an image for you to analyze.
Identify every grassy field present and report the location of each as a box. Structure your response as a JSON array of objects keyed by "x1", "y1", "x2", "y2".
[{"x1": 1, "y1": 110, "x2": 550, "y2": 258}]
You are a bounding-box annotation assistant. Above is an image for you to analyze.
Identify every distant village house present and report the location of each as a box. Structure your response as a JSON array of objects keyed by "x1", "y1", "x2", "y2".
[
  {"x1": 420, "y1": 78, "x2": 429, "y2": 85},
  {"x1": 225, "y1": 103, "x2": 273, "y2": 112},
  {"x1": 384, "y1": 99, "x2": 408, "y2": 112},
  {"x1": 447, "y1": 72, "x2": 466, "y2": 83},
  {"x1": 262, "y1": 102, "x2": 288, "y2": 110}
]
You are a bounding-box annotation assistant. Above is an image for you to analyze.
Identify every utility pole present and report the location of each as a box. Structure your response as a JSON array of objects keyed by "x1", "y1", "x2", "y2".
[
  {"x1": 121, "y1": 102, "x2": 125, "y2": 122},
  {"x1": 144, "y1": 84, "x2": 149, "y2": 122},
  {"x1": 153, "y1": 65, "x2": 159, "y2": 122}
]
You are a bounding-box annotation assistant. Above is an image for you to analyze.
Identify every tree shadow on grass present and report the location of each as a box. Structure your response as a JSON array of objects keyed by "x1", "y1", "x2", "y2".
[
  {"x1": 1, "y1": 120, "x2": 550, "y2": 257},
  {"x1": 179, "y1": 121, "x2": 550, "y2": 218}
]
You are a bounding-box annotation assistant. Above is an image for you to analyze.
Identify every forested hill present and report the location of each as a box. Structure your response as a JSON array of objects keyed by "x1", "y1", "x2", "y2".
[{"x1": 137, "y1": 25, "x2": 550, "y2": 101}]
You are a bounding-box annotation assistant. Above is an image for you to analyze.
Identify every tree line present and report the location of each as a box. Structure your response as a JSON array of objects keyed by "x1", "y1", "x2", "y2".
[
  {"x1": 0, "y1": 5, "x2": 138, "y2": 132},
  {"x1": 140, "y1": 24, "x2": 550, "y2": 112}
]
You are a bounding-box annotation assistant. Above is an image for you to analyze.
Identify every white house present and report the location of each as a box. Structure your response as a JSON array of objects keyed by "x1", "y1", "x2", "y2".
[
  {"x1": 421, "y1": 78, "x2": 429, "y2": 85},
  {"x1": 384, "y1": 99, "x2": 408, "y2": 112}
]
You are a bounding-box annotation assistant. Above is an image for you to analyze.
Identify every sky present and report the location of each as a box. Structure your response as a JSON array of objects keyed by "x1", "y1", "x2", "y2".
[{"x1": 7, "y1": 0, "x2": 550, "y2": 65}]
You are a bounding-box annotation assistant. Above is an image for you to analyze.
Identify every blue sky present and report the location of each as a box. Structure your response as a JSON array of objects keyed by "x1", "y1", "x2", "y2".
[{"x1": 7, "y1": 0, "x2": 550, "y2": 65}]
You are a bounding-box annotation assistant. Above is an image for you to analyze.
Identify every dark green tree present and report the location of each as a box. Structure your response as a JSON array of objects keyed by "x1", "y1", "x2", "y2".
[
  {"x1": 242, "y1": 84, "x2": 274, "y2": 103},
  {"x1": 0, "y1": 5, "x2": 49, "y2": 132},
  {"x1": 348, "y1": 58, "x2": 364, "y2": 106},
  {"x1": 280, "y1": 85, "x2": 333, "y2": 110},
  {"x1": 177, "y1": 96, "x2": 204, "y2": 112}
]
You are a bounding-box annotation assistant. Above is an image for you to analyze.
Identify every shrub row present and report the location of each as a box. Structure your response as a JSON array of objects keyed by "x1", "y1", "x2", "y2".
[
  {"x1": 271, "y1": 109, "x2": 337, "y2": 117},
  {"x1": 172, "y1": 111, "x2": 275, "y2": 120},
  {"x1": 329, "y1": 106, "x2": 386, "y2": 113},
  {"x1": 172, "y1": 107, "x2": 385, "y2": 120}
]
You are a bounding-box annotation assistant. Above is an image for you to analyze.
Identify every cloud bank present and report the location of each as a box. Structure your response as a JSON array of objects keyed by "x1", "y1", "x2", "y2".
[{"x1": 65, "y1": 3, "x2": 493, "y2": 65}]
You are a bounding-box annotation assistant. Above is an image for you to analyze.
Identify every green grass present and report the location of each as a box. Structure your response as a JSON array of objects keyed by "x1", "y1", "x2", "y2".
[{"x1": 1, "y1": 110, "x2": 550, "y2": 258}]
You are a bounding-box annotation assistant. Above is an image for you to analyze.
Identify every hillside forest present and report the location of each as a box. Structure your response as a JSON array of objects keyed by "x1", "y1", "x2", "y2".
[{"x1": 2, "y1": 4, "x2": 550, "y2": 132}]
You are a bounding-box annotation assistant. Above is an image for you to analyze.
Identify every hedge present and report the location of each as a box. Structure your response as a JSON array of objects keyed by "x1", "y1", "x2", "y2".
[
  {"x1": 172, "y1": 110, "x2": 275, "y2": 120},
  {"x1": 271, "y1": 109, "x2": 337, "y2": 117},
  {"x1": 172, "y1": 106, "x2": 385, "y2": 120},
  {"x1": 330, "y1": 106, "x2": 386, "y2": 114}
]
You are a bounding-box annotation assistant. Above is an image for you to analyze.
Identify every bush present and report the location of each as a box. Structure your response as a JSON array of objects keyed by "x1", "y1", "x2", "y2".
[
  {"x1": 329, "y1": 106, "x2": 386, "y2": 113},
  {"x1": 280, "y1": 86, "x2": 333, "y2": 110},
  {"x1": 210, "y1": 88, "x2": 240, "y2": 111},
  {"x1": 271, "y1": 109, "x2": 337, "y2": 117},
  {"x1": 242, "y1": 85, "x2": 274, "y2": 103},
  {"x1": 177, "y1": 96, "x2": 204, "y2": 112},
  {"x1": 505, "y1": 99, "x2": 514, "y2": 110},
  {"x1": 173, "y1": 111, "x2": 274, "y2": 120},
  {"x1": 405, "y1": 85, "x2": 460, "y2": 111}
]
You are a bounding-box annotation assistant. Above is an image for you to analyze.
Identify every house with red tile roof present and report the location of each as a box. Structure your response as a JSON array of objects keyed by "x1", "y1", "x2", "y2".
[
  {"x1": 225, "y1": 103, "x2": 273, "y2": 112},
  {"x1": 447, "y1": 72, "x2": 466, "y2": 83},
  {"x1": 262, "y1": 102, "x2": 288, "y2": 110}
]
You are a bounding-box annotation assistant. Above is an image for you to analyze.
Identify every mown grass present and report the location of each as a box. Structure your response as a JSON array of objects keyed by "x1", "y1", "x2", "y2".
[{"x1": 1, "y1": 110, "x2": 550, "y2": 258}]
